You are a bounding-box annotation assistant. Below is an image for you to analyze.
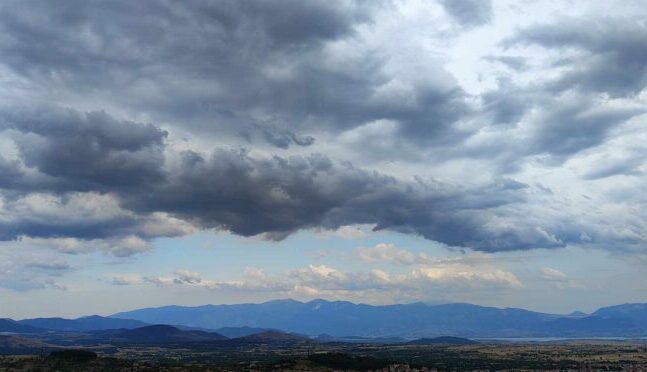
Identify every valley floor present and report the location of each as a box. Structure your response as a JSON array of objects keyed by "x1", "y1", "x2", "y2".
[{"x1": 3, "y1": 341, "x2": 647, "y2": 371}]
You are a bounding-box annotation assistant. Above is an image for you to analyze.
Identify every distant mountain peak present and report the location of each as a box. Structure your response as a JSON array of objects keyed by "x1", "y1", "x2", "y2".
[
  {"x1": 133, "y1": 324, "x2": 179, "y2": 332},
  {"x1": 407, "y1": 336, "x2": 478, "y2": 345},
  {"x1": 79, "y1": 315, "x2": 104, "y2": 319},
  {"x1": 235, "y1": 330, "x2": 311, "y2": 344},
  {"x1": 100, "y1": 324, "x2": 227, "y2": 343},
  {"x1": 108, "y1": 300, "x2": 647, "y2": 339},
  {"x1": 15, "y1": 315, "x2": 149, "y2": 332},
  {"x1": 0, "y1": 319, "x2": 45, "y2": 334}
]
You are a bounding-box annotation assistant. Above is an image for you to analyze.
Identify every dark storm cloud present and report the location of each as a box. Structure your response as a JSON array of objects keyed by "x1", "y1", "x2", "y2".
[
  {"x1": 483, "y1": 56, "x2": 529, "y2": 72},
  {"x1": 0, "y1": 104, "x2": 570, "y2": 252},
  {"x1": 0, "y1": 0, "x2": 362, "y2": 76},
  {"x1": 0, "y1": 153, "x2": 70, "y2": 193},
  {"x1": 139, "y1": 150, "x2": 592, "y2": 252},
  {"x1": 1, "y1": 1, "x2": 644, "y2": 256},
  {"x1": 506, "y1": 18, "x2": 647, "y2": 96},
  {"x1": 471, "y1": 86, "x2": 644, "y2": 170},
  {"x1": 528, "y1": 98, "x2": 644, "y2": 160},
  {"x1": 471, "y1": 17, "x2": 647, "y2": 171},
  {"x1": 439, "y1": 0, "x2": 492, "y2": 27},
  {"x1": 581, "y1": 156, "x2": 644, "y2": 180},
  {"x1": 0, "y1": 193, "x2": 141, "y2": 241},
  {"x1": 474, "y1": 18, "x2": 647, "y2": 166},
  {"x1": 124, "y1": 148, "x2": 546, "y2": 251},
  {"x1": 0, "y1": 155, "x2": 23, "y2": 188},
  {"x1": 0, "y1": 0, "x2": 369, "y2": 147},
  {"x1": 0, "y1": 105, "x2": 185, "y2": 243},
  {"x1": 0, "y1": 0, "x2": 472, "y2": 148},
  {"x1": 2, "y1": 105, "x2": 167, "y2": 191},
  {"x1": 480, "y1": 79, "x2": 532, "y2": 127},
  {"x1": 244, "y1": 122, "x2": 315, "y2": 149}
]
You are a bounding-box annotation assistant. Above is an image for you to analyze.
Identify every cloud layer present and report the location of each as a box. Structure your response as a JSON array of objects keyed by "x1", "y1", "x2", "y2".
[
  {"x1": 108, "y1": 244, "x2": 522, "y2": 302},
  {"x1": 0, "y1": 0, "x2": 646, "y2": 263}
]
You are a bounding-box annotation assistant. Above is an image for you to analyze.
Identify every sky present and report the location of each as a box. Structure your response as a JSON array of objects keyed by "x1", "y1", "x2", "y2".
[{"x1": 1, "y1": 0, "x2": 647, "y2": 319}]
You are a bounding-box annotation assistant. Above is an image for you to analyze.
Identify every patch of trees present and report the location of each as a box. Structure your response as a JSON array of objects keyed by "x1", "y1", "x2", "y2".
[
  {"x1": 308, "y1": 352, "x2": 393, "y2": 370},
  {"x1": 48, "y1": 349, "x2": 98, "y2": 363}
]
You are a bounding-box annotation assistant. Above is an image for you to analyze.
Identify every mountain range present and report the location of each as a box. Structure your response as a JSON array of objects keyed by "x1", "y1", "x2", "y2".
[
  {"x1": 3, "y1": 299, "x2": 647, "y2": 339},
  {"x1": 0, "y1": 335, "x2": 57, "y2": 354},
  {"x1": 112, "y1": 299, "x2": 647, "y2": 338},
  {"x1": 17, "y1": 315, "x2": 148, "y2": 332},
  {"x1": 0, "y1": 319, "x2": 44, "y2": 334},
  {"x1": 89, "y1": 325, "x2": 228, "y2": 343},
  {"x1": 0, "y1": 324, "x2": 317, "y2": 353}
]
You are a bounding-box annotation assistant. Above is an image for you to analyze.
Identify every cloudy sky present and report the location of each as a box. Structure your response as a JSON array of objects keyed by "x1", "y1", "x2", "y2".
[{"x1": 1, "y1": 0, "x2": 647, "y2": 318}]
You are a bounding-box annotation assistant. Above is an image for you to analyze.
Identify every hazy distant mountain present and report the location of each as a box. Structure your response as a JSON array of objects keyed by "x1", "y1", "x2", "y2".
[
  {"x1": 214, "y1": 326, "x2": 276, "y2": 338},
  {"x1": 542, "y1": 315, "x2": 640, "y2": 336},
  {"x1": 112, "y1": 299, "x2": 647, "y2": 338},
  {"x1": 225, "y1": 331, "x2": 311, "y2": 346},
  {"x1": 593, "y1": 303, "x2": 647, "y2": 323},
  {"x1": 407, "y1": 336, "x2": 478, "y2": 345},
  {"x1": 0, "y1": 335, "x2": 57, "y2": 354},
  {"x1": 18, "y1": 315, "x2": 149, "y2": 332},
  {"x1": 92, "y1": 325, "x2": 227, "y2": 343},
  {"x1": 566, "y1": 311, "x2": 589, "y2": 318},
  {"x1": 113, "y1": 299, "x2": 561, "y2": 337},
  {"x1": 0, "y1": 319, "x2": 45, "y2": 334},
  {"x1": 316, "y1": 334, "x2": 407, "y2": 344}
]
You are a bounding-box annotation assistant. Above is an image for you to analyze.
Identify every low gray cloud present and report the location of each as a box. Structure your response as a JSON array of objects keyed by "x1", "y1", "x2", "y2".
[
  {"x1": 439, "y1": 0, "x2": 492, "y2": 27},
  {"x1": 506, "y1": 18, "x2": 647, "y2": 97},
  {"x1": 0, "y1": 1, "x2": 646, "y2": 259},
  {"x1": 0, "y1": 103, "x2": 581, "y2": 252},
  {"x1": 470, "y1": 82, "x2": 644, "y2": 173},
  {"x1": 125, "y1": 149, "x2": 543, "y2": 251},
  {"x1": 0, "y1": 0, "x2": 473, "y2": 150},
  {"x1": 0, "y1": 0, "x2": 367, "y2": 147},
  {"x1": 0, "y1": 189, "x2": 192, "y2": 245},
  {"x1": 2, "y1": 105, "x2": 167, "y2": 191},
  {"x1": 1, "y1": 102, "x2": 644, "y2": 253},
  {"x1": 464, "y1": 16, "x2": 647, "y2": 174},
  {"x1": 479, "y1": 79, "x2": 533, "y2": 128},
  {"x1": 484, "y1": 56, "x2": 529, "y2": 72},
  {"x1": 581, "y1": 156, "x2": 644, "y2": 180},
  {"x1": 23, "y1": 260, "x2": 71, "y2": 271},
  {"x1": 0, "y1": 154, "x2": 24, "y2": 188},
  {"x1": 0, "y1": 248, "x2": 71, "y2": 291},
  {"x1": 527, "y1": 98, "x2": 644, "y2": 160}
]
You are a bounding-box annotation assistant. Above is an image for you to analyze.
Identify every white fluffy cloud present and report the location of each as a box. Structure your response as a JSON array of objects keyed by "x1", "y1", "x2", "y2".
[
  {"x1": 356, "y1": 243, "x2": 436, "y2": 265},
  {"x1": 0, "y1": 241, "x2": 71, "y2": 291},
  {"x1": 107, "y1": 252, "x2": 522, "y2": 302},
  {"x1": 540, "y1": 267, "x2": 581, "y2": 290}
]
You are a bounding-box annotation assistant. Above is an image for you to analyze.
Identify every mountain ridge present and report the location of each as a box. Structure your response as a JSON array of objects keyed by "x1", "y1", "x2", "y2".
[
  {"x1": 90, "y1": 324, "x2": 228, "y2": 343},
  {"x1": 110, "y1": 299, "x2": 647, "y2": 338},
  {"x1": 5, "y1": 300, "x2": 647, "y2": 339},
  {"x1": 18, "y1": 315, "x2": 148, "y2": 332},
  {"x1": 0, "y1": 319, "x2": 45, "y2": 334}
]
